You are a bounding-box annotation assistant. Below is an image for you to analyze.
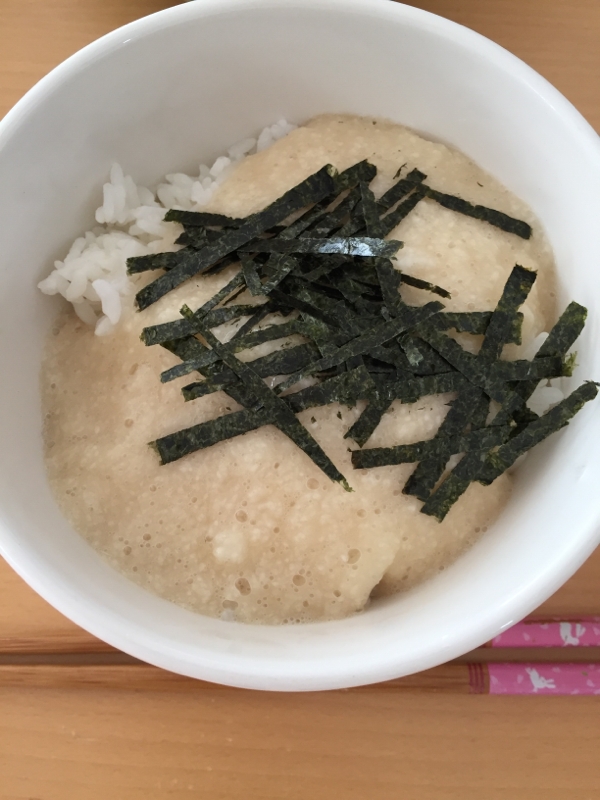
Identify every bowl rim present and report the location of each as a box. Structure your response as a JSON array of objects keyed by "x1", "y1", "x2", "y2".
[{"x1": 1, "y1": 0, "x2": 600, "y2": 691}]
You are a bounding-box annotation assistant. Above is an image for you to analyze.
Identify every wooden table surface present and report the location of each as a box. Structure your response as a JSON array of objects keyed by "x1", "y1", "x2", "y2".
[{"x1": 1, "y1": 1, "x2": 600, "y2": 797}]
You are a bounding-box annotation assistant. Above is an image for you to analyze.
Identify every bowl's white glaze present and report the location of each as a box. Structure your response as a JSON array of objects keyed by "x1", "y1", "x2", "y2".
[{"x1": 0, "y1": 0, "x2": 599, "y2": 691}]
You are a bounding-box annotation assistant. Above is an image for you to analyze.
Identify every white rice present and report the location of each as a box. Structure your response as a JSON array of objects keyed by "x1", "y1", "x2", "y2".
[{"x1": 37, "y1": 119, "x2": 297, "y2": 334}]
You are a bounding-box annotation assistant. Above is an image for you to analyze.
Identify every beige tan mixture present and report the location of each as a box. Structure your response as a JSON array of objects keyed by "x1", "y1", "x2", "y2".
[{"x1": 41, "y1": 114, "x2": 557, "y2": 623}]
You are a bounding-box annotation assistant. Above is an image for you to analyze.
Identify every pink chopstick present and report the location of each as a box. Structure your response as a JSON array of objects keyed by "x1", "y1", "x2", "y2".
[{"x1": 489, "y1": 617, "x2": 600, "y2": 648}]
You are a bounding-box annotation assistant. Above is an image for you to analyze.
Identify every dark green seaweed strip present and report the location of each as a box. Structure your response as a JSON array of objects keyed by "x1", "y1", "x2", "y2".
[
  {"x1": 152, "y1": 407, "x2": 271, "y2": 464},
  {"x1": 127, "y1": 250, "x2": 186, "y2": 274},
  {"x1": 375, "y1": 258, "x2": 403, "y2": 316},
  {"x1": 490, "y1": 356, "x2": 567, "y2": 382},
  {"x1": 416, "y1": 325, "x2": 520, "y2": 404},
  {"x1": 275, "y1": 301, "x2": 444, "y2": 394},
  {"x1": 177, "y1": 342, "x2": 319, "y2": 402},
  {"x1": 344, "y1": 396, "x2": 393, "y2": 447},
  {"x1": 368, "y1": 344, "x2": 413, "y2": 372},
  {"x1": 161, "y1": 353, "x2": 219, "y2": 382},
  {"x1": 436, "y1": 311, "x2": 492, "y2": 335},
  {"x1": 161, "y1": 337, "x2": 256, "y2": 409},
  {"x1": 302, "y1": 255, "x2": 350, "y2": 283},
  {"x1": 403, "y1": 386, "x2": 486, "y2": 501},
  {"x1": 386, "y1": 371, "x2": 469, "y2": 400},
  {"x1": 194, "y1": 323, "x2": 352, "y2": 489},
  {"x1": 400, "y1": 274, "x2": 451, "y2": 300},
  {"x1": 419, "y1": 444, "x2": 505, "y2": 522},
  {"x1": 433, "y1": 309, "x2": 523, "y2": 341},
  {"x1": 352, "y1": 425, "x2": 511, "y2": 469},
  {"x1": 479, "y1": 381, "x2": 599, "y2": 485},
  {"x1": 195, "y1": 271, "x2": 246, "y2": 316},
  {"x1": 280, "y1": 161, "x2": 377, "y2": 241},
  {"x1": 201, "y1": 303, "x2": 272, "y2": 330},
  {"x1": 240, "y1": 237, "x2": 402, "y2": 258},
  {"x1": 228, "y1": 306, "x2": 272, "y2": 341},
  {"x1": 249, "y1": 343, "x2": 320, "y2": 376},
  {"x1": 136, "y1": 164, "x2": 337, "y2": 309},
  {"x1": 344, "y1": 372, "x2": 466, "y2": 454},
  {"x1": 535, "y1": 302, "x2": 587, "y2": 359},
  {"x1": 379, "y1": 185, "x2": 428, "y2": 237},
  {"x1": 231, "y1": 319, "x2": 312, "y2": 351},
  {"x1": 377, "y1": 168, "x2": 427, "y2": 210},
  {"x1": 163, "y1": 210, "x2": 244, "y2": 227},
  {"x1": 176, "y1": 228, "x2": 222, "y2": 248},
  {"x1": 478, "y1": 266, "x2": 536, "y2": 361},
  {"x1": 329, "y1": 273, "x2": 381, "y2": 316},
  {"x1": 285, "y1": 278, "x2": 367, "y2": 335},
  {"x1": 142, "y1": 318, "x2": 200, "y2": 346},
  {"x1": 181, "y1": 377, "x2": 233, "y2": 402},
  {"x1": 398, "y1": 334, "x2": 454, "y2": 375},
  {"x1": 259, "y1": 255, "x2": 297, "y2": 294},
  {"x1": 240, "y1": 254, "x2": 263, "y2": 296},
  {"x1": 334, "y1": 160, "x2": 378, "y2": 191},
  {"x1": 267, "y1": 289, "x2": 343, "y2": 330},
  {"x1": 286, "y1": 366, "x2": 377, "y2": 413},
  {"x1": 203, "y1": 253, "x2": 243, "y2": 277},
  {"x1": 517, "y1": 301, "x2": 588, "y2": 400},
  {"x1": 425, "y1": 189, "x2": 532, "y2": 239},
  {"x1": 309, "y1": 187, "x2": 362, "y2": 237},
  {"x1": 360, "y1": 182, "x2": 384, "y2": 238},
  {"x1": 398, "y1": 334, "x2": 428, "y2": 371},
  {"x1": 339, "y1": 263, "x2": 380, "y2": 287}
]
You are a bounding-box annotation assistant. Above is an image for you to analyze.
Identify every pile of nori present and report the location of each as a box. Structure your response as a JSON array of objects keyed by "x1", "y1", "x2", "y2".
[{"x1": 128, "y1": 160, "x2": 597, "y2": 521}]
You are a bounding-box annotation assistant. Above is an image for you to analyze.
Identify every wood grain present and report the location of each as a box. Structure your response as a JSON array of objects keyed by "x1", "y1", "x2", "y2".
[
  {"x1": 0, "y1": 1, "x2": 600, "y2": 798},
  {"x1": 0, "y1": 663, "x2": 477, "y2": 692},
  {"x1": 0, "y1": 686, "x2": 599, "y2": 800}
]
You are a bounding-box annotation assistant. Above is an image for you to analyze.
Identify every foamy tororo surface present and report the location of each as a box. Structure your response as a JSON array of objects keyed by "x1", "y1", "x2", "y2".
[{"x1": 42, "y1": 114, "x2": 556, "y2": 623}]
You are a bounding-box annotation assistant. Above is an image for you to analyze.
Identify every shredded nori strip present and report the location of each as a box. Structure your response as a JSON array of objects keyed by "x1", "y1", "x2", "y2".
[
  {"x1": 400, "y1": 274, "x2": 452, "y2": 299},
  {"x1": 479, "y1": 381, "x2": 599, "y2": 485},
  {"x1": 163, "y1": 210, "x2": 244, "y2": 227},
  {"x1": 136, "y1": 164, "x2": 338, "y2": 309},
  {"x1": 425, "y1": 189, "x2": 533, "y2": 239},
  {"x1": 436, "y1": 311, "x2": 492, "y2": 335},
  {"x1": 240, "y1": 237, "x2": 402, "y2": 258},
  {"x1": 516, "y1": 301, "x2": 587, "y2": 400},
  {"x1": 127, "y1": 250, "x2": 186, "y2": 274},
  {"x1": 258, "y1": 254, "x2": 297, "y2": 294},
  {"x1": 379, "y1": 185, "x2": 428, "y2": 236},
  {"x1": 490, "y1": 356, "x2": 568, "y2": 382},
  {"x1": 152, "y1": 407, "x2": 271, "y2": 464},
  {"x1": 286, "y1": 366, "x2": 377, "y2": 412},
  {"x1": 275, "y1": 302, "x2": 444, "y2": 394},
  {"x1": 375, "y1": 258, "x2": 403, "y2": 316},
  {"x1": 403, "y1": 386, "x2": 487, "y2": 501},
  {"x1": 239, "y1": 253, "x2": 263, "y2": 296},
  {"x1": 420, "y1": 446, "x2": 502, "y2": 522},
  {"x1": 352, "y1": 425, "x2": 512, "y2": 469},
  {"x1": 360, "y1": 182, "x2": 385, "y2": 238},
  {"x1": 377, "y1": 168, "x2": 427, "y2": 210},
  {"x1": 176, "y1": 227, "x2": 222, "y2": 248},
  {"x1": 343, "y1": 396, "x2": 393, "y2": 447},
  {"x1": 132, "y1": 156, "x2": 595, "y2": 519},
  {"x1": 141, "y1": 302, "x2": 269, "y2": 346},
  {"x1": 195, "y1": 323, "x2": 352, "y2": 489},
  {"x1": 478, "y1": 266, "x2": 536, "y2": 361},
  {"x1": 196, "y1": 271, "x2": 246, "y2": 315},
  {"x1": 416, "y1": 325, "x2": 521, "y2": 405},
  {"x1": 397, "y1": 334, "x2": 454, "y2": 376}
]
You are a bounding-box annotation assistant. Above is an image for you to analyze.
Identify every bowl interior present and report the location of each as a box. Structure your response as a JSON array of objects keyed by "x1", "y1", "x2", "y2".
[{"x1": 1, "y1": 0, "x2": 599, "y2": 690}]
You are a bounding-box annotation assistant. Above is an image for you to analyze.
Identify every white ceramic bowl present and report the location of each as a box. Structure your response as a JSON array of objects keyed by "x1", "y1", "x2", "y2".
[{"x1": 1, "y1": 0, "x2": 599, "y2": 691}]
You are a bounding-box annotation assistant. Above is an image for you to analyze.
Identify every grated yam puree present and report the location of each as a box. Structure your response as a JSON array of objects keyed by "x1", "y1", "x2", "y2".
[{"x1": 41, "y1": 114, "x2": 558, "y2": 623}]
